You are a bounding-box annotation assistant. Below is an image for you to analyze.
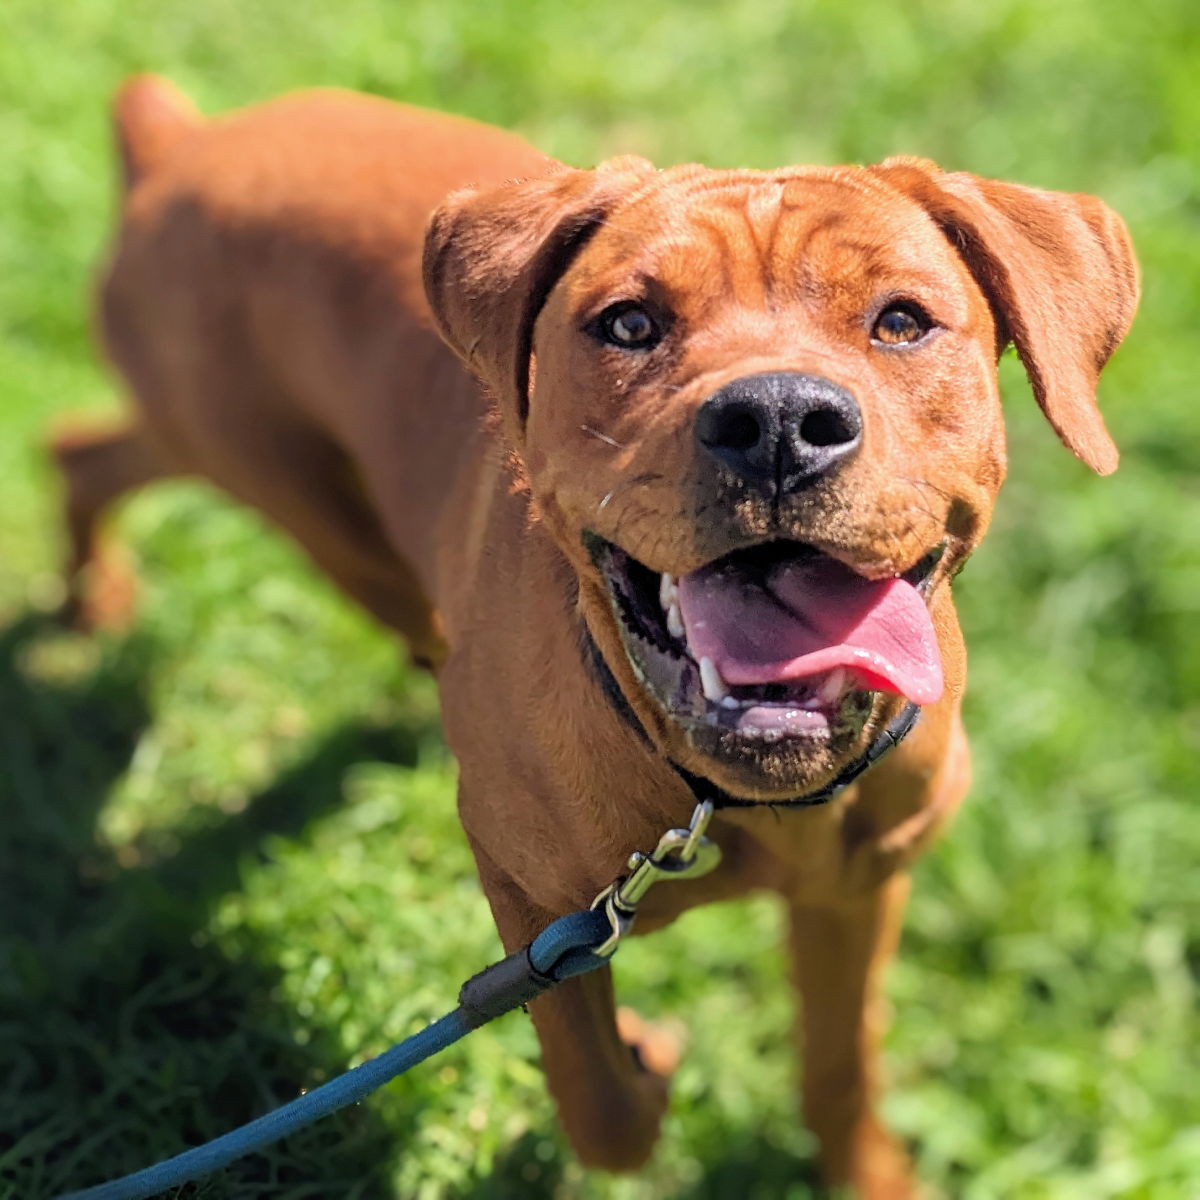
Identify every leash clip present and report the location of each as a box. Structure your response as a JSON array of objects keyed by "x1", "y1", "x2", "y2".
[{"x1": 590, "y1": 800, "x2": 721, "y2": 958}]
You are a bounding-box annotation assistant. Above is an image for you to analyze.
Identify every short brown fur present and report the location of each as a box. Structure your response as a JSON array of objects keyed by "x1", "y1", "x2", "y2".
[{"x1": 54, "y1": 78, "x2": 1137, "y2": 1196}]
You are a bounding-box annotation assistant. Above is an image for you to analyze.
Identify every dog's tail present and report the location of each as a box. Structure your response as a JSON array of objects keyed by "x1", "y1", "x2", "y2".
[{"x1": 112, "y1": 74, "x2": 201, "y2": 193}]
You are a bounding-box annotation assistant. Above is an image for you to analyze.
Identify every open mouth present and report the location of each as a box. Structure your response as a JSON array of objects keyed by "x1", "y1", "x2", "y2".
[{"x1": 588, "y1": 534, "x2": 946, "y2": 759}]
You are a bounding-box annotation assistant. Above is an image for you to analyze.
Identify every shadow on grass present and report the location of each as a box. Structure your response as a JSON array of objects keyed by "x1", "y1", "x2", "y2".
[
  {"x1": 0, "y1": 609, "x2": 829, "y2": 1198},
  {"x1": 678, "y1": 1135, "x2": 822, "y2": 1200},
  {"x1": 468, "y1": 1128, "x2": 823, "y2": 1199},
  {"x1": 0, "y1": 610, "x2": 438, "y2": 1199}
]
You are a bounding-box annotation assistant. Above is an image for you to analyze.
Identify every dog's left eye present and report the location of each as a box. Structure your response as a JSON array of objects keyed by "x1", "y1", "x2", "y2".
[
  {"x1": 593, "y1": 303, "x2": 662, "y2": 350},
  {"x1": 871, "y1": 303, "x2": 932, "y2": 346}
]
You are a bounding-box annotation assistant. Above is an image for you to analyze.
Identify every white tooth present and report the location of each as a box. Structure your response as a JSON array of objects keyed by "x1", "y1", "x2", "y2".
[
  {"x1": 699, "y1": 656, "x2": 728, "y2": 702},
  {"x1": 720, "y1": 695, "x2": 740, "y2": 709},
  {"x1": 659, "y1": 572, "x2": 678, "y2": 610},
  {"x1": 816, "y1": 668, "x2": 848, "y2": 704},
  {"x1": 667, "y1": 602, "x2": 685, "y2": 640}
]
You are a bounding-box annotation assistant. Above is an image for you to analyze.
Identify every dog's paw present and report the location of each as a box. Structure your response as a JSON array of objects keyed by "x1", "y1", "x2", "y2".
[{"x1": 616, "y1": 1005, "x2": 686, "y2": 1078}]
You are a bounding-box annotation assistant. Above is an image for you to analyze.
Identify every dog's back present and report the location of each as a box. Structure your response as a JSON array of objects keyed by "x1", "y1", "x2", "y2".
[{"x1": 59, "y1": 78, "x2": 547, "y2": 652}]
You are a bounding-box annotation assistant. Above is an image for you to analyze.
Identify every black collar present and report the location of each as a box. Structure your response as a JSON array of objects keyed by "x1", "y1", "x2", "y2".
[
  {"x1": 582, "y1": 627, "x2": 921, "y2": 810},
  {"x1": 666, "y1": 700, "x2": 920, "y2": 810}
]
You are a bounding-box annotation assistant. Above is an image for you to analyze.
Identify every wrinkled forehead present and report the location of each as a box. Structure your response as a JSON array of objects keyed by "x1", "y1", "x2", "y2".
[{"x1": 570, "y1": 167, "x2": 968, "y2": 310}]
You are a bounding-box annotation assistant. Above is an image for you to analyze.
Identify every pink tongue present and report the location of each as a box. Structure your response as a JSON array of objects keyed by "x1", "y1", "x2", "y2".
[{"x1": 677, "y1": 556, "x2": 943, "y2": 705}]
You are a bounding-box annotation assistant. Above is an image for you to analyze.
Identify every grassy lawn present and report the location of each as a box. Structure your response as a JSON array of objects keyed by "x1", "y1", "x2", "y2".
[{"x1": 1, "y1": 1, "x2": 1197, "y2": 1196}]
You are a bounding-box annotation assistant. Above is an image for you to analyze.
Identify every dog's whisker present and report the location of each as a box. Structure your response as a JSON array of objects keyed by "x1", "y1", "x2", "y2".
[
  {"x1": 902, "y1": 475, "x2": 955, "y2": 503},
  {"x1": 582, "y1": 424, "x2": 625, "y2": 449},
  {"x1": 595, "y1": 471, "x2": 670, "y2": 520}
]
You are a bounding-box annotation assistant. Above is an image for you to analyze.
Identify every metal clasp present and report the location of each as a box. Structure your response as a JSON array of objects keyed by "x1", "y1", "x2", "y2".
[{"x1": 590, "y1": 800, "x2": 721, "y2": 958}]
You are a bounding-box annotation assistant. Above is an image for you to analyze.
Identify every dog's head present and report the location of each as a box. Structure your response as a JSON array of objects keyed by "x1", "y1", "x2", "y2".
[{"x1": 424, "y1": 154, "x2": 1138, "y2": 801}]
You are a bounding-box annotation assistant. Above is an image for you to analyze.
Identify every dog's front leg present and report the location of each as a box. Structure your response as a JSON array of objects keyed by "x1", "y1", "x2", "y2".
[
  {"x1": 527, "y1": 968, "x2": 671, "y2": 1171},
  {"x1": 788, "y1": 872, "x2": 914, "y2": 1199},
  {"x1": 470, "y1": 848, "x2": 671, "y2": 1172}
]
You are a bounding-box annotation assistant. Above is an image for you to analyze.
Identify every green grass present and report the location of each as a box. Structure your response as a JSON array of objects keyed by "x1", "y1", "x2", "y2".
[{"x1": 1, "y1": 1, "x2": 1198, "y2": 1196}]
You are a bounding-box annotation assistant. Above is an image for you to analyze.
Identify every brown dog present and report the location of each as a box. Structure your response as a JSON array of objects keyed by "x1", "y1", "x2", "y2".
[{"x1": 54, "y1": 76, "x2": 1138, "y2": 1196}]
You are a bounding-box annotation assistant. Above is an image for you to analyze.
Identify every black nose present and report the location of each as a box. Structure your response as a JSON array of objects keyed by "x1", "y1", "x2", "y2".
[{"x1": 694, "y1": 372, "x2": 862, "y2": 493}]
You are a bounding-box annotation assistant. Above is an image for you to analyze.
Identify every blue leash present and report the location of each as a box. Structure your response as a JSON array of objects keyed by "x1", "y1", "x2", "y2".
[{"x1": 60, "y1": 805, "x2": 720, "y2": 1200}]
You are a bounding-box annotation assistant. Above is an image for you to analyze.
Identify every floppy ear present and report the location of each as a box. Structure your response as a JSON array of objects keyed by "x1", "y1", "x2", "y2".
[
  {"x1": 423, "y1": 156, "x2": 655, "y2": 447},
  {"x1": 871, "y1": 157, "x2": 1139, "y2": 474}
]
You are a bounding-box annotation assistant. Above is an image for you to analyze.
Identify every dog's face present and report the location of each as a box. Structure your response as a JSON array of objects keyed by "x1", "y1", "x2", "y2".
[{"x1": 426, "y1": 156, "x2": 1137, "y2": 800}]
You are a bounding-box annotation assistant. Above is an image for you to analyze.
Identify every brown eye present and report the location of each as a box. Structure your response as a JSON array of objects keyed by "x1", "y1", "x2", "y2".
[
  {"x1": 594, "y1": 303, "x2": 661, "y2": 349},
  {"x1": 872, "y1": 303, "x2": 932, "y2": 346}
]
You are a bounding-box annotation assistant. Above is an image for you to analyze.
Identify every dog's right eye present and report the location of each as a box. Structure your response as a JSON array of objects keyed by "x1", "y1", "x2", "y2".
[
  {"x1": 871, "y1": 302, "x2": 933, "y2": 346},
  {"x1": 592, "y1": 303, "x2": 662, "y2": 350}
]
